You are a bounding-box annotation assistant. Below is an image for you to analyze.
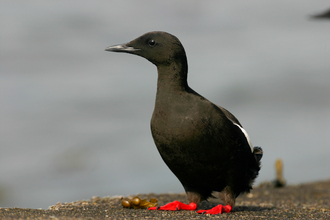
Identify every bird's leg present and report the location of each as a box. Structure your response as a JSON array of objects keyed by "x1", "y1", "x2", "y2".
[
  {"x1": 197, "y1": 186, "x2": 234, "y2": 215},
  {"x1": 148, "y1": 189, "x2": 233, "y2": 214},
  {"x1": 218, "y1": 186, "x2": 236, "y2": 207}
]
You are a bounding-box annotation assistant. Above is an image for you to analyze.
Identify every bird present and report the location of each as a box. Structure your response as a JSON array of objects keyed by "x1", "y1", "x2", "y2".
[
  {"x1": 105, "y1": 31, "x2": 263, "y2": 215},
  {"x1": 310, "y1": 8, "x2": 330, "y2": 19}
]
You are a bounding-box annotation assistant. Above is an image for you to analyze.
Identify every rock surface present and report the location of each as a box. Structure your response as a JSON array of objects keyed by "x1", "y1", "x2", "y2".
[{"x1": 0, "y1": 180, "x2": 329, "y2": 219}]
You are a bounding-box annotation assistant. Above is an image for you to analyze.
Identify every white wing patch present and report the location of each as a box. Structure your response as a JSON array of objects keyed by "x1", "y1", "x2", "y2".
[{"x1": 232, "y1": 122, "x2": 254, "y2": 153}]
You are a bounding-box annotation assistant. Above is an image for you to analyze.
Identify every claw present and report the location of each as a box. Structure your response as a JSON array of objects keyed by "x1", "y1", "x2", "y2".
[
  {"x1": 196, "y1": 204, "x2": 232, "y2": 215},
  {"x1": 148, "y1": 201, "x2": 197, "y2": 211}
]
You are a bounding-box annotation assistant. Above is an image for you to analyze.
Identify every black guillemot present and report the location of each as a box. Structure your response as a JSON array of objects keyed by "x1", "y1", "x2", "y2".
[{"x1": 105, "y1": 31, "x2": 263, "y2": 215}]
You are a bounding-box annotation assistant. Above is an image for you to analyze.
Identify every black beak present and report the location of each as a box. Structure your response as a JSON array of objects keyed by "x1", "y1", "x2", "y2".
[{"x1": 105, "y1": 43, "x2": 140, "y2": 53}]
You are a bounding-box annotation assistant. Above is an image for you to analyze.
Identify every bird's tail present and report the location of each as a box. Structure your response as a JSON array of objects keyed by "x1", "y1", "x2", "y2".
[
  {"x1": 253, "y1": 146, "x2": 263, "y2": 163},
  {"x1": 247, "y1": 146, "x2": 263, "y2": 189}
]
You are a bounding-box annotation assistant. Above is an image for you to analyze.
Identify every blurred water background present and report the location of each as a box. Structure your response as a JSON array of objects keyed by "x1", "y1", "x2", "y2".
[{"x1": 1, "y1": 0, "x2": 329, "y2": 208}]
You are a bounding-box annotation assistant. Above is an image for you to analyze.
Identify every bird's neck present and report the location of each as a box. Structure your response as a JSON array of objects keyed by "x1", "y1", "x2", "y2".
[{"x1": 156, "y1": 59, "x2": 188, "y2": 93}]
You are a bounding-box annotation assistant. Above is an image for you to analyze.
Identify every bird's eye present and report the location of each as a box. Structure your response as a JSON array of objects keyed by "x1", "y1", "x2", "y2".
[{"x1": 148, "y1": 39, "x2": 156, "y2": 47}]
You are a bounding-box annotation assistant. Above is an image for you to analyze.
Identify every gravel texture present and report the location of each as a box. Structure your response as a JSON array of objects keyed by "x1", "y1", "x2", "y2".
[{"x1": 0, "y1": 180, "x2": 329, "y2": 219}]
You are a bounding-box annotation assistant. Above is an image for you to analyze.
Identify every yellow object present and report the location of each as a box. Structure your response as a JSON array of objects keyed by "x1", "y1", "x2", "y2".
[
  {"x1": 274, "y1": 158, "x2": 286, "y2": 187},
  {"x1": 121, "y1": 197, "x2": 158, "y2": 209}
]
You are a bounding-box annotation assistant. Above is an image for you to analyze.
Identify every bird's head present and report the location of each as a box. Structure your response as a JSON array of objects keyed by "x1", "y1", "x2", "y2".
[{"x1": 105, "y1": 31, "x2": 186, "y2": 67}]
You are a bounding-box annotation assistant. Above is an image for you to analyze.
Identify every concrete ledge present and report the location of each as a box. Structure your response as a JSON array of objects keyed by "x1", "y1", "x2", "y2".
[{"x1": 0, "y1": 180, "x2": 329, "y2": 219}]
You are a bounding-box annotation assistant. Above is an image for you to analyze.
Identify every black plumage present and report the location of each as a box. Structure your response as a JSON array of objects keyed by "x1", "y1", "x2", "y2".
[{"x1": 105, "y1": 31, "x2": 262, "y2": 207}]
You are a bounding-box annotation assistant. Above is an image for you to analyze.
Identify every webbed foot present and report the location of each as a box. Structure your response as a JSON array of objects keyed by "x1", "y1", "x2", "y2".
[
  {"x1": 148, "y1": 201, "x2": 197, "y2": 211},
  {"x1": 196, "y1": 204, "x2": 232, "y2": 214}
]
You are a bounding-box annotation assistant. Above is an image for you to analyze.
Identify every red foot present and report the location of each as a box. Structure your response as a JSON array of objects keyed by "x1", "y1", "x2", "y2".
[
  {"x1": 197, "y1": 204, "x2": 232, "y2": 214},
  {"x1": 148, "y1": 201, "x2": 197, "y2": 211}
]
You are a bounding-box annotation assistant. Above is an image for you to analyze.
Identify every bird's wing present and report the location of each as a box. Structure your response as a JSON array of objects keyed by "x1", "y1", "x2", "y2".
[{"x1": 216, "y1": 105, "x2": 253, "y2": 153}]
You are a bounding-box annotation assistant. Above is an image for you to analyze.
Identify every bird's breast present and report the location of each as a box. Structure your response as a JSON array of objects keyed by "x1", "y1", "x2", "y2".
[{"x1": 150, "y1": 104, "x2": 218, "y2": 150}]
